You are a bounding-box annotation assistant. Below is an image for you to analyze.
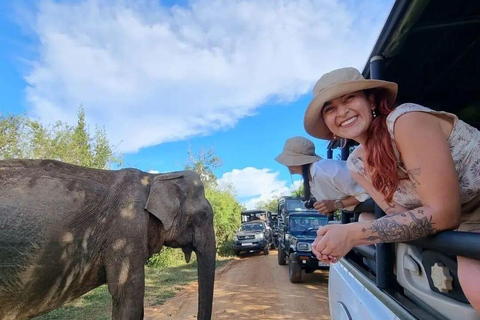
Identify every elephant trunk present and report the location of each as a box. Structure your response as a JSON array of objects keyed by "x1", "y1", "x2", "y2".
[{"x1": 195, "y1": 216, "x2": 216, "y2": 320}]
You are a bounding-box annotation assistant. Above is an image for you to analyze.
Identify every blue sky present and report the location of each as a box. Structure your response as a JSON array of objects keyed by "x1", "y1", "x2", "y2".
[{"x1": 0, "y1": 0, "x2": 394, "y2": 208}]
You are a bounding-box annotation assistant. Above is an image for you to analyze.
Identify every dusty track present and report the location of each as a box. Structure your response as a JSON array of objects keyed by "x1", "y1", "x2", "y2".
[{"x1": 145, "y1": 250, "x2": 330, "y2": 320}]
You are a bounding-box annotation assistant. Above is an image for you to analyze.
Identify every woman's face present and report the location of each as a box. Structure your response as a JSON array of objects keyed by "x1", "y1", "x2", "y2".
[
  {"x1": 321, "y1": 90, "x2": 375, "y2": 144},
  {"x1": 288, "y1": 165, "x2": 302, "y2": 175}
]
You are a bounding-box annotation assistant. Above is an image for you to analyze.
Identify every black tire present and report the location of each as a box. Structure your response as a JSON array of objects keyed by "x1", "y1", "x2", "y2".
[
  {"x1": 233, "y1": 250, "x2": 240, "y2": 256},
  {"x1": 289, "y1": 253, "x2": 302, "y2": 283},
  {"x1": 263, "y1": 245, "x2": 270, "y2": 255},
  {"x1": 278, "y1": 247, "x2": 286, "y2": 265}
]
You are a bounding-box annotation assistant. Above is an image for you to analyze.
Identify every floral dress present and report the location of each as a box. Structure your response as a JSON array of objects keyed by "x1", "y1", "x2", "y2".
[{"x1": 347, "y1": 103, "x2": 480, "y2": 230}]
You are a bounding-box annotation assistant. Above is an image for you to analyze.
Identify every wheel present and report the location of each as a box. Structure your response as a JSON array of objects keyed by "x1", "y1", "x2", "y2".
[
  {"x1": 233, "y1": 249, "x2": 240, "y2": 256},
  {"x1": 289, "y1": 253, "x2": 302, "y2": 283},
  {"x1": 277, "y1": 247, "x2": 286, "y2": 265},
  {"x1": 263, "y1": 245, "x2": 270, "y2": 255}
]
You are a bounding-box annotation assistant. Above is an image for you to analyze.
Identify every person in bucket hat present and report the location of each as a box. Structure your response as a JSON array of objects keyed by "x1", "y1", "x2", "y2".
[
  {"x1": 305, "y1": 67, "x2": 480, "y2": 311},
  {"x1": 275, "y1": 136, "x2": 371, "y2": 215}
]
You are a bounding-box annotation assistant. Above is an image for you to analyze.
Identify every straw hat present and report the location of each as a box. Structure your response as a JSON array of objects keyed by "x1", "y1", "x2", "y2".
[
  {"x1": 275, "y1": 136, "x2": 321, "y2": 166},
  {"x1": 304, "y1": 67, "x2": 398, "y2": 140}
]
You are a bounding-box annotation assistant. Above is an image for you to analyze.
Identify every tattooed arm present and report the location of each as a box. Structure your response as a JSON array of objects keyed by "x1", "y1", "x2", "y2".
[
  {"x1": 314, "y1": 206, "x2": 441, "y2": 258},
  {"x1": 355, "y1": 208, "x2": 438, "y2": 244},
  {"x1": 393, "y1": 111, "x2": 461, "y2": 229}
]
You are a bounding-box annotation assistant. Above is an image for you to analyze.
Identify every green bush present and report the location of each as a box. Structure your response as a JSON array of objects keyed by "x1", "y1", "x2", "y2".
[
  {"x1": 147, "y1": 247, "x2": 195, "y2": 269},
  {"x1": 205, "y1": 187, "x2": 242, "y2": 254},
  {"x1": 217, "y1": 237, "x2": 235, "y2": 257}
]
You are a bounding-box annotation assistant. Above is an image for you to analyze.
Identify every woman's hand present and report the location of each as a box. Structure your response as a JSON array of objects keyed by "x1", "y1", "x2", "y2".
[
  {"x1": 312, "y1": 224, "x2": 358, "y2": 260},
  {"x1": 314, "y1": 200, "x2": 336, "y2": 214},
  {"x1": 312, "y1": 236, "x2": 337, "y2": 264}
]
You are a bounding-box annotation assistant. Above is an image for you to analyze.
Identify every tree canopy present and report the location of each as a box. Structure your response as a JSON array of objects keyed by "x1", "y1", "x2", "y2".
[{"x1": 0, "y1": 107, "x2": 121, "y2": 169}]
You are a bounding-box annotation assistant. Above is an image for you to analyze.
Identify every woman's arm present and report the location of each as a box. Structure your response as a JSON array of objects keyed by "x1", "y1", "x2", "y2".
[
  {"x1": 340, "y1": 196, "x2": 360, "y2": 208},
  {"x1": 313, "y1": 196, "x2": 360, "y2": 214},
  {"x1": 350, "y1": 170, "x2": 408, "y2": 214},
  {"x1": 348, "y1": 112, "x2": 461, "y2": 246}
]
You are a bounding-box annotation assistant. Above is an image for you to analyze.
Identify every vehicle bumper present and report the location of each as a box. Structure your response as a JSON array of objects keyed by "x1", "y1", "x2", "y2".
[
  {"x1": 294, "y1": 252, "x2": 329, "y2": 269},
  {"x1": 233, "y1": 239, "x2": 267, "y2": 251}
]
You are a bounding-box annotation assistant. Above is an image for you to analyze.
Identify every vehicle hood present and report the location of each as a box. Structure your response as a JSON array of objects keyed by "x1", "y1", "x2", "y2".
[
  {"x1": 236, "y1": 231, "x2": 263, "y2": 236},
  {"x1": 292, "y1": 234, "x2": 316, "y2": 242}
]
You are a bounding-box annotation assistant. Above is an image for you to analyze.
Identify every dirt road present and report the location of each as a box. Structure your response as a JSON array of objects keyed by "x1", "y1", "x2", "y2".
[{"x1": 145, "y1": 251, "x2": 330, "y2": 320}]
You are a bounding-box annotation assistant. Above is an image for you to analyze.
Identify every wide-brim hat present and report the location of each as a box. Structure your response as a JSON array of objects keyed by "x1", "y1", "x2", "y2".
[
  {"x1": 304, "y1": 67, "x2": 398, "y2": 140},
  {"x1": 275, "y1": 136, "x2": 321, "y2": 166}
]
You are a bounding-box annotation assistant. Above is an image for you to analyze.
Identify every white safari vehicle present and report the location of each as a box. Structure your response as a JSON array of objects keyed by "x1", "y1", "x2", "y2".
[{"x1": 327, "y1": 0, "x2": 480, "y2": 319}]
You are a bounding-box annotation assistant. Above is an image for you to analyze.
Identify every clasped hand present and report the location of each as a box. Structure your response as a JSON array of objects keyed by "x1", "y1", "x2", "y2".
[
  {"x1": 313, "y1": 200, "x2": 336, "y2": 214},
  {"x1": 312, "y1": 224, "x2": 354, "y2": 264}
]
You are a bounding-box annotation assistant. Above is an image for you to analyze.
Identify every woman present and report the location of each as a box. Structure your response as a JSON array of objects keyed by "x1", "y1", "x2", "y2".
[
  {"x1": 275, "y1": 136, "x2": 372, "y2": 215},
  {"x1": 303, "y1": 67, "x2": 480, "y2": 310}
]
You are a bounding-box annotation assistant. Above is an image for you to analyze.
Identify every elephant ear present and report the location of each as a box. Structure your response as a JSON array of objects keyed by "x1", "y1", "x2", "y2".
[{"x1": 145, "y1": 172, "x2": 184, "y2": 231}]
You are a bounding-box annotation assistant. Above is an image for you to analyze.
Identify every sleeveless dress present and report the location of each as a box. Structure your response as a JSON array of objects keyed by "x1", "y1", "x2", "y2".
[{"x1": 347, "y1": 103, "x2": 480, "y2": 231}]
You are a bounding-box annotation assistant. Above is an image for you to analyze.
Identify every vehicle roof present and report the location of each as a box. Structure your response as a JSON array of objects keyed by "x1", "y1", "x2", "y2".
[
  {"x1": 241, "y1": 220, "x2": 266, "y2": 225},
  {"x1": 278, "y1": 196, "x2": 316, "y2": 201},
  {"x1": 241, "y1": 210, "x2": 269, "y2": 214},
  {"x1": 362, "y1": 0, "x2": 480, "y2": 128},
  {"x1": 289, "y1": 212, "x2": 326, "y2": 217},
  {"x1": 279, "y1": 196, "x2": 302, "y2": 200}
]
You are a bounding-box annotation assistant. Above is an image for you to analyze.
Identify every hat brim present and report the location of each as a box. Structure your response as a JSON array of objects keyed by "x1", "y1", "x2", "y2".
[
  {"x1": 304, "y1": 79, "x2": 398, "y2": 140},
  {"x1": 275, "y1": 153, "x2": 321, "y2": 166}
]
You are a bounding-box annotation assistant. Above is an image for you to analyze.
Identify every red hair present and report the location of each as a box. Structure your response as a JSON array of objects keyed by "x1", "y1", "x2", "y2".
[{"x1": 363, "y1": 89, "x2": 399, "y2": 203}]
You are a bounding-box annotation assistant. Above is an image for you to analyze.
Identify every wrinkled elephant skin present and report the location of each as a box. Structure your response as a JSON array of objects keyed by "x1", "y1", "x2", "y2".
[{"x1": 0, "y1": 159, "x2": 216, "y2": 320}]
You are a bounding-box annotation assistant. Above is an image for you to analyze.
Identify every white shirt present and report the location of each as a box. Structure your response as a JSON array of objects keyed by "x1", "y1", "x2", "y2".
[{"x1": 309, "y1": 159, "x2": 370, "y2": 211}]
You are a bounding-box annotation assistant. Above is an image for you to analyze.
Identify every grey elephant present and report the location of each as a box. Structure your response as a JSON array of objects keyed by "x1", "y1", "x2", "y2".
[{"x1": 0, "y1": 159, "x2": 216, "y2": 320}]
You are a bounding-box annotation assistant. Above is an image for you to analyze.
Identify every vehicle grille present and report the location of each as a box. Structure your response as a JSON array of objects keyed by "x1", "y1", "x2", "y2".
[{"x1": 238, "y1": 235, "x2": 255, "y2": 240}]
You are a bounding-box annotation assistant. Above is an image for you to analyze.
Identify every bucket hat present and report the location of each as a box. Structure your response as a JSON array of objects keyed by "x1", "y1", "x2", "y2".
[
  {"x1": 275, "y1": 136, "x2": 321, "y2": 166},
  {"x1": 304, "y1": 67, "x2": 398, "y2": 140}
]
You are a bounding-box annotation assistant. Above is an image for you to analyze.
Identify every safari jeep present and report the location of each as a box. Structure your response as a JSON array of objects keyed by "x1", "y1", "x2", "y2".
[
  {"x1": 232, "y1": 220, "x2": 272, "y2": 256},
  {"x1": 328, "y1": 1, "x2": 480, "y2": 319},
  {"x1": 276, "y1": 196, "x2": 329, "y2": 283}
]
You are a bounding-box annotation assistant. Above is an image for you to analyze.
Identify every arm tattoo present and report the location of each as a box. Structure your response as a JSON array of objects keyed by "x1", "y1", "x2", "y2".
[
  {"x1": 407, "y1": 167, "x2": 421, "y2": 187},
  {"x1": 361, "y1": 209, "x2": 438, "y2": 242}
]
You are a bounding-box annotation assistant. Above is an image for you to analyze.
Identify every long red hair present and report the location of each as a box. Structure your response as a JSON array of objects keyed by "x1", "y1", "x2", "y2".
[{"x1": 363, "y1": 89, "x2": 399, "y2": 203}]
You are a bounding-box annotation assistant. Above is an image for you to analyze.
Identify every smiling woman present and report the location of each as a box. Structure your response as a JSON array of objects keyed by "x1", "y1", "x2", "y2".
[{"x1": 304, "y1": 67, "x2": 480, "y2": 312}]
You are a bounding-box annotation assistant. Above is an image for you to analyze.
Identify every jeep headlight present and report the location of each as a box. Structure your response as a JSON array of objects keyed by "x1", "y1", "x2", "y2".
[
  {"x1": 233, "y1": 235, "x2": 238, "y2": 241},
  {"x1": 297, "y1": 242, "x2": 311, "y2": 251},
  {"x1": 255, "y1": 233, "x2": 264, "y2": 239}
]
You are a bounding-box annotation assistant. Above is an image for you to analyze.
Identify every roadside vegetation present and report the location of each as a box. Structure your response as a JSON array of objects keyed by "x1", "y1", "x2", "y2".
[{"x1": 1, "y1": 109, "x2": 242, "y2": 318}]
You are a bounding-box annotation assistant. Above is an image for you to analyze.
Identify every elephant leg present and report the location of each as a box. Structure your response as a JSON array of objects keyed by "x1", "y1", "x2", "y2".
[{"x1": 106, "y1": 257, "x2": 145, "y2": 320}]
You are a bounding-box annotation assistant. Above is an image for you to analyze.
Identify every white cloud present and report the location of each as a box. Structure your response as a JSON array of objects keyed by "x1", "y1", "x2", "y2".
[
  {"x1": 218, "y1": 167, "x2": 301, "y2": 209},
  {"x1": 21, "y1": 0, "x2": 392, "y2": 153}
]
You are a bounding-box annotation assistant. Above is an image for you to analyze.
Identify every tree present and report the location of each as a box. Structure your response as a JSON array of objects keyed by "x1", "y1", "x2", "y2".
[
  {"x1": 0, "y1": 107, "x2": 121, "y2": 169},
  {"x1": 255, "y1": 197, "x2": 279, "y2": 212},
  {"x1": 0, "y1": 114, "x2": 25, "y2": 159},
  {"x1": 291, "y1": 184, "x2": 304, "y2": 197},
  {"x1": 184, "y1": 147, "x2": 222, "y2": 189},
  {"x1": 184, "y1": 148, "x2": 244, "y2": 255}
]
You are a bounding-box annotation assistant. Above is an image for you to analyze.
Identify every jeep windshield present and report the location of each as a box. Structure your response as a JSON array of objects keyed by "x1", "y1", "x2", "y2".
[
  {"x1": 289, "y1": 216, "x2": 326, "y2": 234},
  {"x1": 286, "y1": 199, "x2": 314, "y2": 212},
  {"x1": 239, "y1": 223, "x2": 265, "y2": 232}
]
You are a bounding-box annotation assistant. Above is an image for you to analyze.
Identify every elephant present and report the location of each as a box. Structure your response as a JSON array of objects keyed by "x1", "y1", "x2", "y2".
[{"x1": 0, "y1": 159, "x2": 216, "y2": 320}]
